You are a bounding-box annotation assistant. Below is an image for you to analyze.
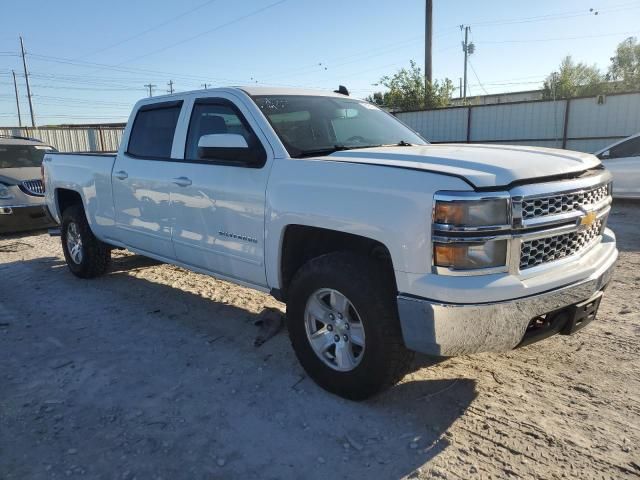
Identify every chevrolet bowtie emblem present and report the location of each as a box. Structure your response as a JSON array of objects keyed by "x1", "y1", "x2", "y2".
[{"x1": 580, "y1": 211, "x2": 597, "y2": 227}]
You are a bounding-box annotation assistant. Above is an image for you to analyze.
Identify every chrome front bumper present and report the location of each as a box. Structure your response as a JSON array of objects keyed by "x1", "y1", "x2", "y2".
[{"x1": 397, "y1": 243, "x2": 618, "y2": 356}]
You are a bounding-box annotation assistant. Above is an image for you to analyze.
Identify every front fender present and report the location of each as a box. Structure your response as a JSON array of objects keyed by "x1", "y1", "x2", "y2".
[{"x1": 264, "y1": 157, "x2": 473, "y2": 289}]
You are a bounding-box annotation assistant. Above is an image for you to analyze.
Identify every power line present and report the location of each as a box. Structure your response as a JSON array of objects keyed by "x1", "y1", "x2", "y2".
[
  {"x1": 474, "y1": 29, "x2": 640, "y2": 45},
  {"x1": 468, "y1": 60, "x2": 489, "y2": 95},
  {"x1": 116, "y1": 0, "x2": 289, "y2": 65},
  {"x1": 31, "y1": 94, "x2": 132, "y2": 106},
  {"x1": 468, "y1": 1, "x2": 640, "y2": 28},
  {"x1": 75, "y1": 0, "x2": 220, "y2": 60},
  {"x1": 25, "y1": 53, "x2": 249, "y2": 86},
  {"x1": 24, "y1": 53, "x2": 327, "y2": 91}
]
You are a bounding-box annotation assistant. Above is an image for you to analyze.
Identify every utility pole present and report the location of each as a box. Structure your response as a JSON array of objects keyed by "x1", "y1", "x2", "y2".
[
  {"x1": 424, "y1": 0, "x2": 433, "y2": 94},
  {"x1": 460, "y1": 25, "x2": 474, "y2": 102},
  {"x1": 459, "y1": 77, "x2": 463, "y2": 99},
  {"x1": 167, "y1": 80, "x2": 174, "y2": 94},
  {"x1": 12, "y1": 70, "x2": 22, "y2": 127},
  {"x1": 19, "y1": 36, "x2": 35, "y2": 127},
  {"x1": 201, "y1": 83, "x2": 210, "y2": 89},
  {"x1": 144, "y1": 83, "x2": 156, "y2": 97}
]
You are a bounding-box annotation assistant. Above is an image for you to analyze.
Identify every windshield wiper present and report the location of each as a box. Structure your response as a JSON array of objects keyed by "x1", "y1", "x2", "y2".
[
  {"x1": 293, "y1": 144, "x2": 382, "y2": 158},
  {"x1": 380, "y1": 140, "x2": 413, "y2": 147}
]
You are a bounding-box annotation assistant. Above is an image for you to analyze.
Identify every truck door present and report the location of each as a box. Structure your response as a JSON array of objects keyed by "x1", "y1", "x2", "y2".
[
  {"x1": 170, "y1": 95, "x2": 272, "y2": 287},
  {"x1": 111, "y1": 100, "x2": 183, "y2": 259}
]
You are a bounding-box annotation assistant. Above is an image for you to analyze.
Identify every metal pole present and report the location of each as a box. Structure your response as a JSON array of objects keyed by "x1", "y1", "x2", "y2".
[
  {"x1": 459, "y1": 77, "x2": 463, "y2": 99},
  {"x1": 19, "y1": 36, "x2": 35, "y2": 127},
  {"x1": 424, "y1": 0, "x2": 433, "y2": 91},
  {"x1": 12, "y1": 70, "x2": 22, "y2": 127},
  {"x1": 463, "y1": 26, "x2": 469, "y2": 101},
  {"x1": 167, "y1": 80, "x2": 174, "y2": 94}
]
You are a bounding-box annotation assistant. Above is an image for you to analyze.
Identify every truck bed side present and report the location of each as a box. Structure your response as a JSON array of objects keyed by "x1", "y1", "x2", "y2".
[{"x1": 44, "y1": 152, "x2": 117, "y2": 241}]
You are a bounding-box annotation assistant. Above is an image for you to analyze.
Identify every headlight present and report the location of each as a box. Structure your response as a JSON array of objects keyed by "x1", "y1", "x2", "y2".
[
  {"x1": 434, "y1": 240, "x2": 508, "y2": 270},
  {"x1": 433, "y1": 197, "x2": 508, "y2": 227},
  {"x1": 0, "y1": 184, "x2": 13, "y2": 200}
]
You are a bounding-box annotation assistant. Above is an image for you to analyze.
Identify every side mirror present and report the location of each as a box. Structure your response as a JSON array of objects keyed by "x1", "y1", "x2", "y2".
[
  {"x1": 598, "y1": 149, "x2": 610, "y2": 160},
  {"x1": 197, "y1": 134, "x2": 255, "y2": 162}
]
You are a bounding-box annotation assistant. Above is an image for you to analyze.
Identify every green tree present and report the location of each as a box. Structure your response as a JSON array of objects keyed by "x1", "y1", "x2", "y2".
[
  {"x1": 542, "y1": 56, "x2": 605, "y2": 99},
  {"x1": 365, "y1": 91, "x2": 385, "y2": 106},
  {"x1": 367, "y1": 60, "x2": 454, "y2": 111},
  {"x1": 608, "y1": 36, "x2": 640, "y2": 90}
]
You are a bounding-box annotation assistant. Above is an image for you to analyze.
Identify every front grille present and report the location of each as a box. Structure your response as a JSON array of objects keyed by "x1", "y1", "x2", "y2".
[
  {"x1": 521, "y1": 183, "x2": 609, "y2": 221},
  {"x1": 520, "y1": 218, "x2": 604, "y2": 270},
  {"x1": 20, "y1": 179, "x2": 45, "y2": 196}
]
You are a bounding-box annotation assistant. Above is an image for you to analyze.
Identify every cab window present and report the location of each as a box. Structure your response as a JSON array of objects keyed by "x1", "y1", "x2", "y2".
[
  {"x1": 184, "y1": 100, "x2": 265, "y2": 166},
  {"x1": 127, "y1": 101, "x2": 183, "y2": 159}
]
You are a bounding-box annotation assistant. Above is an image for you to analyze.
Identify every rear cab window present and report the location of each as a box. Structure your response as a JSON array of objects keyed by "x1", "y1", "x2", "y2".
[{"x1": 127, "y1": 101, "x2": 183, "y2": 159}]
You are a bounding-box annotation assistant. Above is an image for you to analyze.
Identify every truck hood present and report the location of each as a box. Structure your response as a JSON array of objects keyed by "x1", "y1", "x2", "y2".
[
  {"x1": 323, "y1": 144, "x2": 601, "y2": 188},
  {"x1": 0, "y1": 167, "x2": 42, "y2": 185}
]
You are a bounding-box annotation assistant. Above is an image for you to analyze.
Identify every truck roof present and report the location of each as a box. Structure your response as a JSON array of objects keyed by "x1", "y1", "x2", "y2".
[
  {"x1": 237, "y1": 86, "x2": 348, "y2": 98},
  {"x1": 136, "y1": 86, "x2": 349, "y2": 103}
]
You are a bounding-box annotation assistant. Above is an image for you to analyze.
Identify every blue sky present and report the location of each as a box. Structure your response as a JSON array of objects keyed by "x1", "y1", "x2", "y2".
[{"x1": 1, "y1": 0, "x2": 639, "y2": 125}]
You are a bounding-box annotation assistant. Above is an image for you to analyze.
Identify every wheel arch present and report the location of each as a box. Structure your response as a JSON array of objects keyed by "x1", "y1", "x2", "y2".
[
  {"x1": 275, "y1": 224, "x2": 396, "y2": 302},
  {"x1": 55, "y1": 188, "x2": 84, "y2": 218}
]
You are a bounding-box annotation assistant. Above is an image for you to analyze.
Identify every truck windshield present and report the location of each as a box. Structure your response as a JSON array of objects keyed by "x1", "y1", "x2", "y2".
[
  {"x1": 0, "y1": 144, "x2": 55, "y2": 169},
  {"x1": 251, "y1": 95, "x2": 427, "y2": 158}
]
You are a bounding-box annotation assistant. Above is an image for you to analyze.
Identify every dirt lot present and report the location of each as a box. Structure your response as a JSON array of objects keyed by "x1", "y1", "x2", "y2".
[{"x1": 1, "y1": 202, "x2": 639, "y2": 480}]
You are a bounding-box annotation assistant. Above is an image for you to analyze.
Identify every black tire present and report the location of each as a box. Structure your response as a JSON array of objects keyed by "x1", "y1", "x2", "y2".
[
  {"x1": 286, "y1": 252, "x2": 414, "y2": 400},
  {"x1": 61, "y1": 204, "x2": 111, "y2": 279}
]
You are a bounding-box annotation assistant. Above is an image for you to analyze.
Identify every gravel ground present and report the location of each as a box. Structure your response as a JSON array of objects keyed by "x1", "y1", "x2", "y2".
[{"x1": 1, "y1": 201, "x2": 639, "y2": 480}]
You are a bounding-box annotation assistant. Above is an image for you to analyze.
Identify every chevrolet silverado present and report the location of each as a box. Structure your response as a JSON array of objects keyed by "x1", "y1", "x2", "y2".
[{"x1": 43, "y1": 87, "x2": 618, "y2": 399}]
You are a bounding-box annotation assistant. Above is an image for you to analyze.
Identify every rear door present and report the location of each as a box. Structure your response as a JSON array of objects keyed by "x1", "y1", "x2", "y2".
[
  {"x1": 600, "y1": 136, "x2": 640, "y2": 198},
  {"x1": 169, "y1": 94, "x2": 272, "y2": 287},
  {"x1": 111, "y1": 100, "x2": 183, "y2": 258}
]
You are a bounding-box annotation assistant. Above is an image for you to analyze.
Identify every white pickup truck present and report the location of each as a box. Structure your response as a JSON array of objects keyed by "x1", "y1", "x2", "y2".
[{"x1": 43, "y1": 87, "x2": 618, "y2": 399}]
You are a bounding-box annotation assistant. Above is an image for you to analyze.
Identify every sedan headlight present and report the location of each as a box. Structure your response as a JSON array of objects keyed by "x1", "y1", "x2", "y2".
[
  {"x1": 0, "y1": 183, "x2": 13, "y2": 200},
  {"x1": 433, "y1": 197, "x2": 508, "y2": 227},
  {"x1": 434, "y1": 240, "x2": 508, "y2": 270}
]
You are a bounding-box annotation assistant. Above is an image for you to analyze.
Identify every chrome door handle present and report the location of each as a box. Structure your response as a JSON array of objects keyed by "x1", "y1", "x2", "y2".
[
  {"x1": 173, "y1": 176, "x2": 192, "y2": 187},
  {"x1": 114, "y1": 170, "x2": 128, "y2": 180}
]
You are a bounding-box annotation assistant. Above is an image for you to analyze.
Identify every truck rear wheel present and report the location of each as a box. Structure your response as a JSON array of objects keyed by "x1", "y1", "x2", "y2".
[
  {"x1": 286, "y1": 252, "x2": 414, "y2": 400},
  {"x1": 61, "y1": 205, "x2": 111, "y2": 278}
]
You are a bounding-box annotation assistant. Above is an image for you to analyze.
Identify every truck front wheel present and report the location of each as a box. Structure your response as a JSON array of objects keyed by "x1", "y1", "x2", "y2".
[
  {"x1": 286, "y1": 252, "x2": 414, "y2": 400},
  {"x1": 61, "y1": 205, "x2": 111, "y2": 279}
]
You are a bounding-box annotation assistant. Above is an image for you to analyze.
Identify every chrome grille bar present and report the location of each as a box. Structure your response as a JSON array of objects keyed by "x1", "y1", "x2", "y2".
[
  {"x1": 521, "y1": 183, "x2": 610, "y2": 221},
  {"x1": 520, "y1": 218, "x2": 605, "y2": 270},
  {"x1": 20, "y1": 179, "x2": 45, "y2": 197}
]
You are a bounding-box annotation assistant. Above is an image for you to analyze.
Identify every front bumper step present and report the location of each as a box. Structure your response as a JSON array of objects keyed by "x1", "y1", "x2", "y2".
[{"x1": 516, "y1": 289, "x2": 604, "y2": 348}]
